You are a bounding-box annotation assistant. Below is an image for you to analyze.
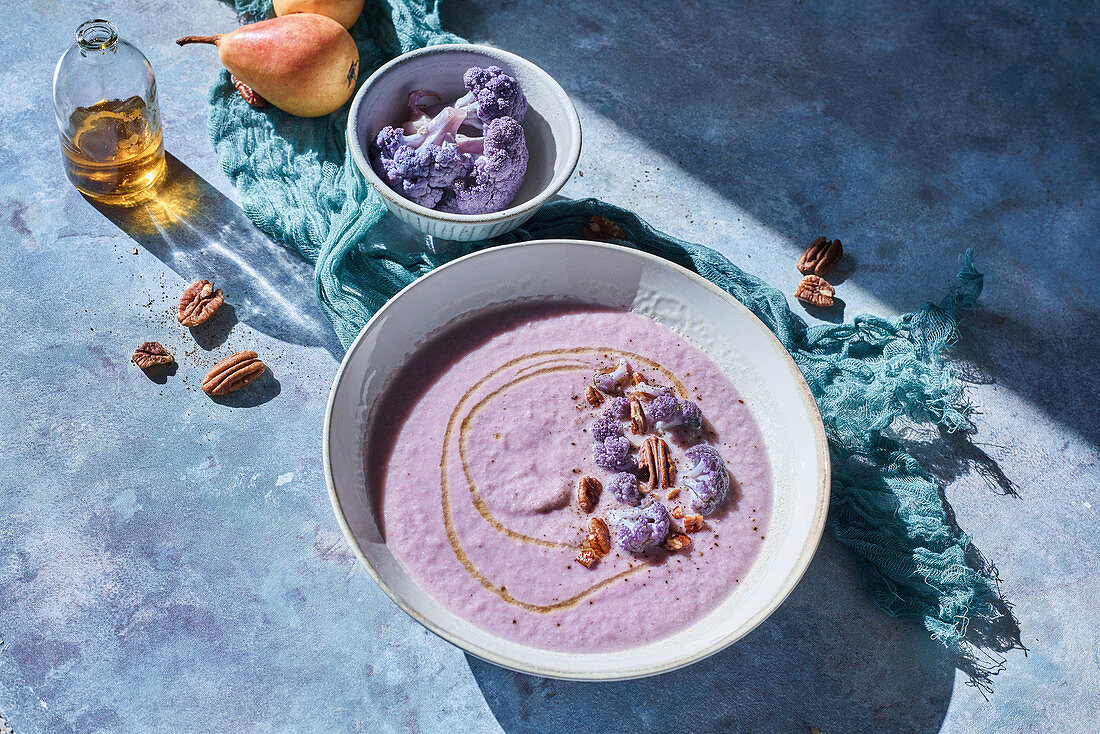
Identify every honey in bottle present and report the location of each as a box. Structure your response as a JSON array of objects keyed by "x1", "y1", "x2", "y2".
[{"x1": 53, "y1": 20, "x2": 166, "y2": 205}]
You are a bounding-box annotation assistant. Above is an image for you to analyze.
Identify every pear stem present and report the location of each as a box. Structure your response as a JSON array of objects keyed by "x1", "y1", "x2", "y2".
[{"x1": 175, "y1": 35, "x2": 221, "y2": 47}]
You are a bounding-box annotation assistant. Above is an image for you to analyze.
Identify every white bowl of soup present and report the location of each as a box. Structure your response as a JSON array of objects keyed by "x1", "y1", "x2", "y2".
[{"x1": 323, "y1": 239, "x2": 829, "y2": 679}]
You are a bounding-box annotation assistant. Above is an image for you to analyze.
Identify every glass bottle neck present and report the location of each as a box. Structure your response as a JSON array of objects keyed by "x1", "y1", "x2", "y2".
[{"x1": 76, "y1": 19, "x2": 118, "y2": 55}]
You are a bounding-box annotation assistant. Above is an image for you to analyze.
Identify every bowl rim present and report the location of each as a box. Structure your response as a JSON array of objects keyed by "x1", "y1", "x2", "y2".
[
  {"x1": 323, "y1": 239, "x2": 831, "y2": 680},
  {"x1": 346, "y1": 43, "x2": 583, "y2": 224}
]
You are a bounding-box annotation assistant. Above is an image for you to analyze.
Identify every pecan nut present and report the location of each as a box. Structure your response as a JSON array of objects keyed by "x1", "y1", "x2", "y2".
[
  {"x1": 582, "y1": 215, "x2": 626, "y2": 241},
  {"x1": 201, "y1": 350, "x2": 265, "y2": 396},
  {"x1": 664, "y1": 533, "x2": 692, "y2": 551},
  {"x1": 629, "y1": 396, "x2": 647, "y2": 435},
  {"x1": 232, "y1": 76, "x2": 267, "y2": 108},
  {"x1": 132, "y1": 341, "x2": 173, "y2": 369},
  {"x1": 177, "y1": 279, "x2": 225, "y2": 327},
  {"x1": 587, "y1": 517, "x2": 611, "y2": 555},
  {"x1": 638, "y1": 436, "x2": 674, "y2": 491},
  {"x1": 670, "y1": 505, "x2": 685, "y2": 519},
  {"x1": 585, "y1": 385, "x2": 604, "y2": 407},
  {"x1": 577, "y1": 476, "x2": 602, "y2": 513},
  {"x1": 797, "y1": 236, "x2": 843, "y2": 276},
  {"x1": 576, "y1": 517, "x2": 611, "y2": 568},
  {"x1": 683, "y1": 514, "x2": 706, "y2": 533},
  {"x1": 794, "y1": 275, "x2": 836, "y2": 308}
]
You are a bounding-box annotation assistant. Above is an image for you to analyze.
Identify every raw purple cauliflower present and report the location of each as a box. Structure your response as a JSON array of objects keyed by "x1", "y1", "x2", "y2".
[
  {"x1": 592, "y1": 435, "x2": 637, "y2": 473},
  {"x1": 610, "y1": 500, "x2": 670, "y2": 553},
  {"x1": 682, "y1": 444, "x2": 730, "y2": 515},
  {"x1": 594, "y1": 358, "x2": 630, "y2": 394},
  {"x1": 608, "y1": 471, "x2": 644, "y2": 506},
  {"x1": 371, "y1": 67, "x2": 528, "y2": 214},
  {"x1": 603, "y1": 396, "x2": 630, "y2": 420},
  {"x1": 645, "y1": 395, "x2": 703, "y2": 432},
  {"x1": 591, "y1": 412, "x2": 623, "y2": 444},
  {"x1": 454, "y1": 65, "x2": 529, "y2": 129},
  {"x1": 374, "y1": 106, "x2": 471, "y2": 209},
  {"x1": 438, "y1": 117, "x2": 528, "y2": 215}
]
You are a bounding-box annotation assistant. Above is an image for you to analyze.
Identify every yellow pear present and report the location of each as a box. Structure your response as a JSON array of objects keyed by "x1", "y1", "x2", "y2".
[
  {"x1": 177, "y1": 14, "x2": 359, "y2": 118},
  {"x1": 273, "y1": 0, "x2": 366, "y2": 30}
]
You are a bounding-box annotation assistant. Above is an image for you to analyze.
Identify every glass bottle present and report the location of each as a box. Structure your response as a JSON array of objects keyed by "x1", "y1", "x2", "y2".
[{"x1": 53, "y1": 19, "x2": 166, "y2": 205}]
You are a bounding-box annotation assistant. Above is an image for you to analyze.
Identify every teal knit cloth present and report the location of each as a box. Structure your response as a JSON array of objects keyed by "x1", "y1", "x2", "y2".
[{"x1": 210, "y1": 0, "x2": 1010, "y2": 678}]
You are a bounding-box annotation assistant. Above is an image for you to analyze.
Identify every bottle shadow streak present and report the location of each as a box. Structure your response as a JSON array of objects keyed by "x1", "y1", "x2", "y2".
[
  {"x1": 466, "y1": 538, "x2": 956, "y2": 733},
  {"x1": 88, "y1": 152, "x2": 345, "y2": 360}
]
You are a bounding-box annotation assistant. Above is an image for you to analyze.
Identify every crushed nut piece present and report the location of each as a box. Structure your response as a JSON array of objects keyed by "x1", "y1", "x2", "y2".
[
  {"x1": 575, "y1": 549, "x2": 600, "y2": 569},
  {"x1": 201, "y1": 350, "x2": 265, "y2": 396},
  {"x1": 664, "y1": 533, "x2": 692, "y2": 551},
  {"x1": 132, "y1": 341, "x2": 173, "y2": 369},
  {"x1": 232, "y1": 75, "x2": 267, "y2": 107},
  {"x1": 582, "y1": 215, "x2": 626, "y2": 241},
  {"x1": 577, "y1": 476, "x2": 602, "y2": 513},
  {"x1": 177, "y1": 279, "x2": 225, "y2": 327},
  {"x1": 638, "y1": 436, "x2": 674, "y2": 491},
  {"x1": 585, "y1": 385, "x2": 604, "y2": 407},
  {"x1": 670, "y1": 505, "x2": 685, "y2": 519},
  {"x1": 684, "y1": 514, "x2": 705, "y2": 533},
  {"x1": 794, "y1": 274, "x2": 836, "y2": 308},
  {"x1": 797, "y1": 236, "x2": 843, "y2": 276},
  {"x1": 629, "y1": 396, "x2": 647, "y2": 435},
  {"x1": 666, "y1": 487, "x2": 681, "y2": 501}
]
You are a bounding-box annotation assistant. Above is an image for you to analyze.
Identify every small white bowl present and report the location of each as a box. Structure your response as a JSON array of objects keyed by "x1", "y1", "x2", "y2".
[
  {"x1": 347, "y1": 44, "x2": 582, "y2": 241},
  {"x1": 324, "y1": 239, "x2": 830, "y2": 680}
]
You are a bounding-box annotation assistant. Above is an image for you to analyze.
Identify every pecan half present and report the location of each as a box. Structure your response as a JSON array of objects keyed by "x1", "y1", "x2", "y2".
[
  {"x1": 664, "y1": 533, "x2": 692, "y2": 551},
  {"x1": 629, "y1": 396, "x2": 647, "y2": 435},
  {"x1": 587, "y1": 517, "x2": 611, "y2": 555},
  {"x1": 132, "y1": 341, "x2": 173, "y2": 369},
  {"x1": 582, "y1": 215, "x2": 626, "y2": 241},
  {"x1": 638, "y1": 436, "x2": 674, "y2": 491},
  {"x1": 177, "y1": 279, "x2": 225, "y2": 327},
  {"x1": 797, "y1": 236, "x2": 843, "y2": 276},
  {"x1": 794, "y1": 274, "x2": 836, "y2": 308},
  {"x1": 577, "y1": 476, "x2": 602, "y2": 513},
  {"x1": 576, "y1": 517, "x2": 611, "y2": 569},
  {"x1": 201, "y1": 350, "x2": 265, "y2": 396},
  {"x1": 670, "y1": 505, "x2": 685, "y2": 519},
  {"x1": 232, "y1": 76, "x2": 267, "y2": 108},
  {"x1": 683, "y1": 514, "x2": 706, "y2": 533},
  {"x1": 585, "y1": 385, "x2": 604, "y2": 407}
]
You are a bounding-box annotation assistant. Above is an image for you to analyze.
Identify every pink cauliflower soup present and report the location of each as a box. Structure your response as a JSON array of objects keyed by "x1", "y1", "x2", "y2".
[{"x1": 367, "y1": 302, "x2": 773, "y2": 652}]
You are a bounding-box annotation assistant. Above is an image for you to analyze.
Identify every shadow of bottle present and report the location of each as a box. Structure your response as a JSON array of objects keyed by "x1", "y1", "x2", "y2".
[
  {"x1": 87, "y1": 152, "x2": 345, "y2": 361},
  {"x1": 466, "y1": 536, "x2": 957, "y2": 733}
]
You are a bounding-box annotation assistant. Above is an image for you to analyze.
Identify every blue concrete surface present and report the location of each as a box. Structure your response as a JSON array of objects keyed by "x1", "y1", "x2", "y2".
[{"x1": 1, "y1": 0, "x2": 1097, "y2": 731}]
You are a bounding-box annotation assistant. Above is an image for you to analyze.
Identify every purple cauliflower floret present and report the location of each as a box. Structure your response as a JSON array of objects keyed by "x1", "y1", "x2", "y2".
[
  {"x1": 454, "y1": 65, "x2": 529, "y2": 129},
  {"x1": 438, "y1": 116, "x2": 529, "y2": 215},
  {"x1": 645, "y1": 395, "x2": 703, "y2": 432},
  {"x1": 610, "y1": 500, "x2": 670, "y2": 553},
  {"x1": 591, "y1": 412, "x2": 623, "y2": 443},
  {"x1": 608, "y1": 471, "x2": 644, "y2": 506},
  {"x1": 592, "y1": 435, "x2": 637, "y2": 473},
  {"x1": 603, "y1": 396, "x2": 630, "y2": 420},
  {"x1": 373, "y1": 106, "x2": 471, "y2": 208},
  {"x1": 682, "y1": 444, "x2": 730, "y2": 515},
  {"x1": 593, "y1": 358, "x2": 630, "y2": 395}
]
